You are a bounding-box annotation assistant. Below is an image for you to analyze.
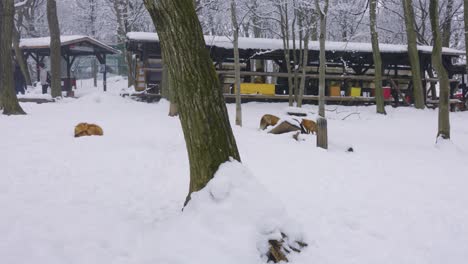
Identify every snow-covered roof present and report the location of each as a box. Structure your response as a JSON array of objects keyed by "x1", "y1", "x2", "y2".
[
  {"x1": 20, "y1": 35, "x2": 119, "y2": 54},
  {"x1": 127, "y1": 32, "x2": 464, "y2": 56}
]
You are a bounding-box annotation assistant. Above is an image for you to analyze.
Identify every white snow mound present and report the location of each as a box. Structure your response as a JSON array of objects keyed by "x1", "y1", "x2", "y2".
[{"x1": 134, "y1": 160, "x2": 304, "y2": 264}]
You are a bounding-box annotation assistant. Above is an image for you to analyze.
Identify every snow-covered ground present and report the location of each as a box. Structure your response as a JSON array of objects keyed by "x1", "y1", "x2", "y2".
[{"x1": 1, "y1": 77, "x2": 468, "y2": 264}]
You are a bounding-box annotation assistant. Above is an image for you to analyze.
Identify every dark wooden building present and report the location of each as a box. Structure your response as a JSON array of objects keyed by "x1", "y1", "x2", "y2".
[{"x1": 126, "y1": 32, "x2": 465, "y2": 106}]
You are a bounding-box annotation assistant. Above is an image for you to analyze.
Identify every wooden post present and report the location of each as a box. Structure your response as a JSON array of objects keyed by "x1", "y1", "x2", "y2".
[
  {"x1": 103, "y1": 54, "x2": 107, "y2": 92},
  {"x1": 316, "y1": 117, "x2": 328, "y2": 149},
  {"x1": 420, "y1": 58, "x2": 427, "y2": 104},
  {"x1": 33, "y1": 52, "x2": 40, "y2": 82},
  {"x1": 64, "y1": 54, "x2": 71, "y2": 94}
]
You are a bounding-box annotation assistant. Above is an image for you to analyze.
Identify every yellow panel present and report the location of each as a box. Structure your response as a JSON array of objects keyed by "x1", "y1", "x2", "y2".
[
  {"x1": 237, "y1": 83, "x2": 275, "y2": 95},
  {"x1": 350, "y1": 87, "x2": 361, "y2": 97}
]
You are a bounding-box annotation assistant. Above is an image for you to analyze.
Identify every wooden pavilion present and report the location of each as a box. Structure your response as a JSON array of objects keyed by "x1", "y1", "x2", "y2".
[
  {"x1": 19, "y1": 35, "x2": 119, "y2": 93},
  {"x1": 126, "y1": 32, "x2": 465, "y2": 106}
]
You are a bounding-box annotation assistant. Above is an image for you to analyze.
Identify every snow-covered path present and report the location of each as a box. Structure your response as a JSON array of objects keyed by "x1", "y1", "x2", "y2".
[{"x1": 1, "y1": 79, "x2": 468, "y2": 264}]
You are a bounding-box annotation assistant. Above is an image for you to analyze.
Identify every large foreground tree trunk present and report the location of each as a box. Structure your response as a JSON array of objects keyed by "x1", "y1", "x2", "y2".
[
  {"x1": 369, "y1": 0, "x2": 386, "y2": 115},
  {"x1": 143, "y1": 3, "x2": 178, "y2": 116},
  {"x1": 0, "y1": 0, "x2": 26, "y2": 115},
  {"x1": 47, "y1": 0, "x2": 62, "y2": 98},
  {"x1": 430, "y1": 0, "x2": 450, "y2": 139},
  {"x1": 403, "y1": 0, "x2": 425, "y2": 109},
  {"x1": 143, "y1": 0, "x2": 241, "y2": 205}
]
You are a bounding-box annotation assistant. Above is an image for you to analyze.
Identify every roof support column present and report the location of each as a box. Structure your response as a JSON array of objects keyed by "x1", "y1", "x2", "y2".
[
  {"x1": 102, "y1": 54, "x2": 107, "y2": 92},
  {"x1": 62, "y1": 53, "x2": 76, "y2": 96},
  {"x1": 95, "y1": 53, "x2": 107, "y2": 92}
]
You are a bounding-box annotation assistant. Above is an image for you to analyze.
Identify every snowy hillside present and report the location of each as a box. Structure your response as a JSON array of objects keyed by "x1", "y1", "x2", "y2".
[{"x1": 1, "y1": 78, "x2": 468, "y2": 264}]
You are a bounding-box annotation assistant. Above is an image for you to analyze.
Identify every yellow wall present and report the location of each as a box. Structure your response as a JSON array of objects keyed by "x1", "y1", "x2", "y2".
[{"x1": 236, "y1": 83, "x2": 275, "y2": 95}]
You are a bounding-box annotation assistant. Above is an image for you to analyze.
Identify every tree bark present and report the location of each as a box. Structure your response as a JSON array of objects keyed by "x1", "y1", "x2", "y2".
[
  {"x1": 90, "y1": 0, "x2": 98, "y2": 87},
  {"x1": 0, "y1": 0, "x2": 26, "y2": 115},
  {"x1": 402, "y1": 0, "x2": 425, "y2": 109},
  {"x1": 297, "y1": 33, "x2": 308, "y2": 108},
  {"x1": 231, "y1": 0, "x2": 242, "y2": 126},
  {"x1": 370, "y1": 0, "x2": 386, "y2": 115},
  {"x1": 143, "y1": 0, "x2": 241, "y2": 205},
  {"x1": 47, "y1": 0, "x2": 62, "y2": 98},
  {"x1": 430, "y1": 0, "x2": 450, "y2": 139},
  {"x1": 13, "y1": 9, "x2": 32, "y2": 86},
  {"x1": 442, "y1": 0, "x2": 454, "y2": 47},
  {"x1": 277, "y1": 2, "x2": 294, "y2": 106},
  {"x1": 316, "y1": 0, "x2": 329, "y2": 117},
  {"x1": 292, "y1": 0, "x2": 300, "y2": 105},
  {"x1": 143, "y1": 2, "x2": 177, "y2": 116}
]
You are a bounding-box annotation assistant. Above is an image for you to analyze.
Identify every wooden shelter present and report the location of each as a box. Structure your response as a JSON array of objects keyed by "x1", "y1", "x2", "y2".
[
  {"x1": 19, "y1": 35, "x2": 119, "y2": 93},
  {"x1": 126, "y1": 32, "x2": 465, "y2": 106}
]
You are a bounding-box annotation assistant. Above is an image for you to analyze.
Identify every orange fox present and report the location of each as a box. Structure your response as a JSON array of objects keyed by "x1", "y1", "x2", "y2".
[
  {"x1": 74, "y1": 123, "x2": 104, "y2": 137},
  {"x1": 300, "y1": 119, "x2": 317, "y2": 134},
  {"x1": 259, "y1": 114, "x2": 280, "y2": 130}
]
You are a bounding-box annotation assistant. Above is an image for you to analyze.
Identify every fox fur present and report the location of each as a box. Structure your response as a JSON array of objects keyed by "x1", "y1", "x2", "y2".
[
  {"x1": 300, "y1": 119, "x2": 317, "y2": 134},
  {"x1": 74, "y1": 123, "x2": 104, "y2": 137},
  {"x1": 259, "y1": 114, "x2": 280, "y2": 130}
]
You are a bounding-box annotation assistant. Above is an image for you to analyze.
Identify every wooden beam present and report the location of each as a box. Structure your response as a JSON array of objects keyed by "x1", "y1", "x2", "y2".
[{"x1": 141, "y1": 66, "x2": 461, "y2": 86}]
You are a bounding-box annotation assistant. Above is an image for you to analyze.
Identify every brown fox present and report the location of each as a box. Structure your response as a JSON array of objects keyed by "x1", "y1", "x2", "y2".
[
  {"x1": 300, "y1": 118, "x2": 317, "y2": 134},
  {"x1": 259, "y1": 114, "x2": 280, "y2": 130},
  {"x1": 74, "y1": 123, "x2": 104, "y2": 137}
]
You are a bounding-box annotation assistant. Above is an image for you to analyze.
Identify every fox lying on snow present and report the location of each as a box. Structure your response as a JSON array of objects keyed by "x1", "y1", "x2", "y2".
[
  {"x1": 74, "y1": 123, "x2": 104, "y2": 137},
  {"x1": 300, "y1": 118, "x2": 317, "y2": 134},
  {"x1": 259, "y1": 114, "x2": 317, "y2": 135},
  {"x1": 259, "y1": 114, "x2": 280, "y2": 130}
]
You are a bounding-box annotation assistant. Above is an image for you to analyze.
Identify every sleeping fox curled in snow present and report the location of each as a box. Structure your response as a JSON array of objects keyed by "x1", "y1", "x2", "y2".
[
  {"x1": 259, "y1": 114, "x2": 280, "y2": 130},
  {"x1": 300, "y1": 119, "x2": 317, "y2": 134},
  {"x1": 74, "y1": 123, "x2": 104, "y2": 137}
]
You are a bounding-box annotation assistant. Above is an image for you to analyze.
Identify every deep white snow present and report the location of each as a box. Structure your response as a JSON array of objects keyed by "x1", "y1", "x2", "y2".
[{"x1": 1, "y1": 77, "x2": 468, "y2": 264}]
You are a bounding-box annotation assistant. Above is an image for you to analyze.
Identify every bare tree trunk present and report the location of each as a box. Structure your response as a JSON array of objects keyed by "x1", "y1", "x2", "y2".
[
  {"x1": 0, "y1": 0, "x2": 26, "y2": 115},
  {"x1": 277, "y1": 2, "x2": 294, "y2": 106},
  {"x1": 47, "y1": 0, "x2": 62, "y2": 98},
  {"x1": 292, "y1": 0, "x2": 300, "y2": 104},
  {"x1": 370, "y1": 0, "x2": 386, "y2": 115},
  {"x1": 231, "y1": 0, "x2": 242, "y2": 126},
  {"x1": 12, "y1": 27, "x2": 32, "y2": 86},
  {"x1": 90, "y1": 0, "x2": 98, "y2": 87},
  {"x1": 297, "y1": 35, "x2": 308, "y2": 108},
  {"x1": 442, "y1": 0, "x2": 454, "y2": 47},
  {"x1": 13, "y1": 9, "x2": 32, "y2": 86},
  {"x1": 403, "y1": 0, "x2": 425, "y2": 109},
  {"x1": 143, "y1": 0, "x2": 241, "y2": 206},
  {"x1": 316, "y1": 0, "x2": 328, "y2": 117},
  {"x1": 251, "y1": 0, "x2": 264, "y2": 79},
  {"x1": 430, "y1": 0, "x2": 450, "y2": 139},
  {"x1": 113, "y1": 0, "x2": 134, "y2": 88}
]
